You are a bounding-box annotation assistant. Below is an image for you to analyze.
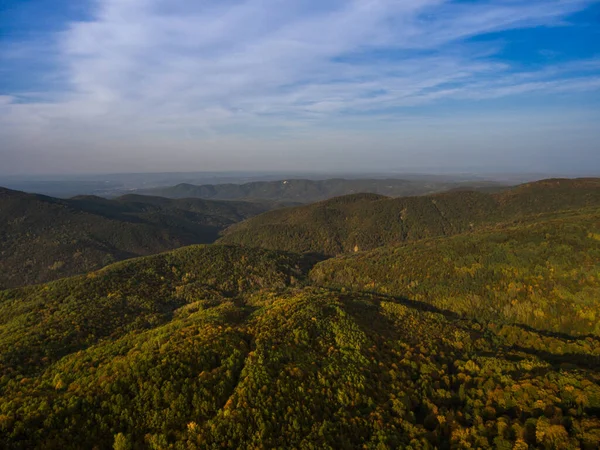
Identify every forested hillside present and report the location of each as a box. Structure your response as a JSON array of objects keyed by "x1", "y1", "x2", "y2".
[
  {"x1": 1, "y1": 178, "x2": 599, "y2": 449},
  {"x1": 1, "y1": 245, "x2": 599, "y2": 449},
  {"x1": 0, "y1": 188, "x2": 275, "y2": 289},
  {"x1": 310, "y1": 207, "x2": 600, "y2": 336},
  {"x1": 220, "y1": 178, "x2": 600, "y2": 255},
  {"x1": 139, "y1": 178, "x2": 506, "y2": 202}
]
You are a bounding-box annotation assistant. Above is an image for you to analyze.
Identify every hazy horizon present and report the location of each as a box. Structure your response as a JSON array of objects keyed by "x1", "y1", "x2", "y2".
[
  {"x1": 1, "y1": 0, "x2": 600, "y2": 175},
  {"x1": 2, "y1": 168, "x2": 599, "y2": 180}
]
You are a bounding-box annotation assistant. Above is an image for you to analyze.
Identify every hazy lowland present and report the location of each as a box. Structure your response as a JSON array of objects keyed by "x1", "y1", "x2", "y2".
[{"x1": 1, "y1": 175, "x2": 599, "y2": 449}]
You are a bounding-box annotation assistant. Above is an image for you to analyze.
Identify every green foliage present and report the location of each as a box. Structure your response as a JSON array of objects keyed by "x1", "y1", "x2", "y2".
[
  {"x1": 1, "y1": 178, "x2": 599, "y2": 449},
  {"x1": 220, "y1": 178, "x2": 600, "y2": 255},
  {"x1": 0, "y1": 187, "x2": 275, "y2": 289},
  {"x1": 1, "y1": 287, "x2": 598, "y2": 449},
  {"x1": 310, "y1": 207, "x2": 600, "y2": 336},
  {"x1": 113, "y1": 433, "x2": 131, "y2": 450},
  {"x1": 0, "y1": 244, "x2": 310, "y2": 379}
]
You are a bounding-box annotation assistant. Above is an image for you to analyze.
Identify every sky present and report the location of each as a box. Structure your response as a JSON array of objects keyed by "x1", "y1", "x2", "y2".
[{"x1": 1, "y1": 0, "x2": 599, "y2": 175}]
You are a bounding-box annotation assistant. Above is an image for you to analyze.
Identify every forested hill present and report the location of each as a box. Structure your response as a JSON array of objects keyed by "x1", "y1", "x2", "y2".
[
  {"x1": 219, "y1": 178, "x2": 600, "y2": 255},
  {"x1": 138, "y1": 177, "x2": 507, "y2": 202},
  {"x1": 311, "y1": 206, "x2": 600, "y2": 336},
  {"x1": 0, "y1": 187, "x2": 276, "y2": 289},
  {"x1": 1, "y1": 242, "x2": 599, "y2": 448}
]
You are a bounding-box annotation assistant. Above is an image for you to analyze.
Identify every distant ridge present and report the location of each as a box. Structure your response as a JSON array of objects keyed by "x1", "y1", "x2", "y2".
[
  {"x1": 0, "y1": 188, "x2": 277, "y2": 289},
  {"x1": 137, "y1": 177, "x2": 507, "y2": 202},
  {"x1": 219, "y1": 177, "x2": 600, "y2": 255}
]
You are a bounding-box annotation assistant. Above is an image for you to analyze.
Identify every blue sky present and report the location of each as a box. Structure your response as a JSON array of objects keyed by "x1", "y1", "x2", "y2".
[{"x1": 0, "y1": 0, "x2": 599, "y2": 175}]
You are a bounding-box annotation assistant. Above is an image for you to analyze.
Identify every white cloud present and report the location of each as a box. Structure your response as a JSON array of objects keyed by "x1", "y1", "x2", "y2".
[{"x1": 1, "y1": 0, "x2": 599, "y2": 173}]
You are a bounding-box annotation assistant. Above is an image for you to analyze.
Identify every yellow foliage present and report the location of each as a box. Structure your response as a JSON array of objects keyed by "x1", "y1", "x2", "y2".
[{"x1": 513, "y1": 439, "x2": 528, "y2": 450}]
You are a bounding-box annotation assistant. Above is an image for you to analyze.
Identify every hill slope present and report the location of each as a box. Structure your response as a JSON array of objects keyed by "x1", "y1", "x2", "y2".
[
  {"x1": 310, "y1": 207, "x2": 600, "y2": 336},
  {"x1": 0, "y1": 244, "x2": 312, "y2": 378},
  {"x1": 140, "y1": 178, "x2": 507, "y2": 202},
  {"x1": 219, "y1": 178, "x2": 600, "y2": 255},
  {"x1": 0, "y1": 245, "x2": 598, "y2": 449},
  {"x1": 0, "y1": 188, "x2": 275, "y2": 289}
]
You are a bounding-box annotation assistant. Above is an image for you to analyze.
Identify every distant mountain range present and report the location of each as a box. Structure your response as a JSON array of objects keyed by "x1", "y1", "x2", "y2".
[
  {"x1": 0, "y1": 188, "x2": 278, "y2": 289},
  {"x1": 137, "y1": 178, "x2": 508, "y2": 202}
]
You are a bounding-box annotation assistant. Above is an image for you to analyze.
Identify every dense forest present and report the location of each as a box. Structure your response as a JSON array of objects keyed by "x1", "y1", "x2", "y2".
[
  {"x1": 219, "y1": 178, "x2": 600, "y2": 255},
  {"x1": 310, "y1": 207, "x2": 600, "y2": 336},
  {"x1": 1, "y1": 178, "x2": 599, "y2": 449},
  {"x1": 0, "y1": 188, "x2": 277, "y2": 289}
]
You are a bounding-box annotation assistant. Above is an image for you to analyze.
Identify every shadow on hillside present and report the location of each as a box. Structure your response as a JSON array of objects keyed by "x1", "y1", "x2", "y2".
[
  {"x1": 299, "y1": 252, "x2": 332, "y2": 272},
  {"x1": 320, "y1": 286, "x2": 600, "y2": 373},
  {"x1": 336, "y1": 293, "x2": 401, "y2": 340},
  {"x1": 510, "y1": 322, "x2": 600, "y2": 343},
  {"x1": 322, "y1": 286, "x2": 464, "y2": 320},
  {"x1": 510, "y1": 345, "x2": 600, "y2": 372}
]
